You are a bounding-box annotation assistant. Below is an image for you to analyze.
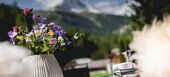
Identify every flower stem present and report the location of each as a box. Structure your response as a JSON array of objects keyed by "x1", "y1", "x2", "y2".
[{"x1": 23, "y1": 16, "x2": 29, "y2": 32}]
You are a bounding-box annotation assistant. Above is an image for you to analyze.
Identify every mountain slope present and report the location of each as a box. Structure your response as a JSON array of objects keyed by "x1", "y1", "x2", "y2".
[
  {"x1": 55, "y1": 0, "x2": 134, "y2": 16},
  {"x1": 35, "y1": 11, "x2": 129, "y2": 35}
]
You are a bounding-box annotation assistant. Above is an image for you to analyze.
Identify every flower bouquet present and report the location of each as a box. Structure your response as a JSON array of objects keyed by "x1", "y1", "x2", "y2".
[
  {"x1": 8, "y1": 8, "x2": 80, "y2": 55},
  {"x1": 8, "y1": 8, "x2": 81, "y2": 77}
]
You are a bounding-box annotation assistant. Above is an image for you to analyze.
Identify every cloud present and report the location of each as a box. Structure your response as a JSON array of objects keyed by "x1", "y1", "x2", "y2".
[
  {"x1": 112, "y1": 3, "x2": 136, "y2": 16},
  {"x1": 35, "y1": 0, "x2": 63, "y2": 10},
  {"x1": 74, "y1": 0, "x2": 135, "y2": 16}
]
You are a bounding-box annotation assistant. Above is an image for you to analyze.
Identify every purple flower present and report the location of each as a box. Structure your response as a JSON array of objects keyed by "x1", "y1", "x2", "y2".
[
  {"x1": 31, "y1": 29, "x2": 34, "y2": 33},
  {"x1": 55, "y1": 30, "x2": 60, "y2": 36},
  {"x1": 67, "y1": 40, "x2": 72, "y2": 45},
  {"x1": 54, "y1": 29, "x2": 66, "y2": 36},
  {"x1": 32, "y1": 25, "x2": 39, "y2": 30},
  {"x1": 31, "y1": 26, "x2": 38, "y2": 33},
  {"x1": 8, "y1": 31, "x2": 13, "y2": 38},
  {"x1": 45, "y1": 33, "x2": 50, "y2": 36},
  {"x1": 51, "y1": 26, "x2": 56, "y2": 31},
  {"x1": 37, "y1": 17, "x2": 46, "y2": 23},
  {"x1": 52, "y1": 44, "x2": 56, "y2": 49},
  {"x1": 57, "y1": 26, "x2": 61, "y2": 30},
  {"x1": 38, "y1": 23, "x2": 43, "y2": 27},
  {"x1": 60, "y1": 29, "x2": 66, "y2": 35},
  {"x1": 40, "y1": 36, "x2": 44, "y2": 41},
  {"x1": 32, "y1": 15, "x2": 37, "y2": 20},
  {"x1": 8, "y1": 31, "x2": 17, "y2": 38},
  {"x1": 10, "y1": 38, "x2": 16, "y2": 44}
]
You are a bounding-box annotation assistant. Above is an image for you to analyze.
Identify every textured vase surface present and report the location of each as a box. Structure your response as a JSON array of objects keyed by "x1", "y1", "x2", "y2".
[{"x1": 22, "y1": 54, "x2": 63, "y2": 77}]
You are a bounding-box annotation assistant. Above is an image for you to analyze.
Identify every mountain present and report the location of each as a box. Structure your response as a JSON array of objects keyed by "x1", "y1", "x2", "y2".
[
  {"x1": 55, "y1": 0, "x2": 134, "y2": 16},
  {"x1": 35, "y1": 10, "x2": 129, "y2": 36}
]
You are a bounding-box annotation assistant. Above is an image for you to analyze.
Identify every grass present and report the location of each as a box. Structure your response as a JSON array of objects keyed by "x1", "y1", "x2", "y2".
[{"x1": 90, "y1": 72, "x2": 112, "y2": 77}]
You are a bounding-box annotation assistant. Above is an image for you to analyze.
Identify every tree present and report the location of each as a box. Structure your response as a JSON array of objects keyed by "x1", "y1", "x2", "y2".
[{"x1": 129, "y1": 0, "x2": 170, "y2": 30}]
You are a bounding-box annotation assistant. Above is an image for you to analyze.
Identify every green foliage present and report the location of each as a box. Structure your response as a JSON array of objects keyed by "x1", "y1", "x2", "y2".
[
  {"x1": 129, "y1": 0, "x2": 170, "y2": 30},
  {"x1": 0, "y1": 3, "x2": 22, "y2": 41},
  {"x1": 90, "y1": 72, "x2": 112, "y2": 77},
  {"x1": 89, "y1": 33, "x2": 132, "y2": 60}
]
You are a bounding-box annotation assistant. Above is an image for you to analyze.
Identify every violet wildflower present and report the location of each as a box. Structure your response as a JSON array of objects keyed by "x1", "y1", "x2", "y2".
[
  {"x1": 60, "y1": 29, "x2": 66, "y2": 35},
  {"x1": 38, "y1": 23, "x2": 43, "y2": 27},
  {"x1": 51, "y1": 26, "x2": 56, "y2": 31},
  {"x1": 52, "y1": 44, "x2": 56, "y2": 49},
  {"x1": 41, "y1": 24, "x2": 46, "y2": 28},
  {"x1": 32, "y1": 15, "x2": 37, "y2": 20},
  {"x1": 67, "y1": 40, "x2": 72, "y2": 45},
  {"x1": 37, "y1": 17, "x2": 46, "y2": 23},
  {"x1": 40, "y1": 36, "x2": 45, "y2": 41},
  {"x1": 8, "y1": 31, "x2": 17, "y2": 38},
  {"x1": 57, "y1": 26, "x2": 61, "y2": 30},
  {"x1": 55, "y1": 29, "x2": 66, "y2": 36},
  {"x1": 32, "y1": 26, "x2": 38, "y2": 30},
  {"x1": 44, "y1": 33, "x2": 50, "y2": 36},
  {"x1": 55, "y1": 30, "x2": 60, "y2": 36},
  {"x1": 8, "y1": 31, "x2": 13, "y2": 38}
]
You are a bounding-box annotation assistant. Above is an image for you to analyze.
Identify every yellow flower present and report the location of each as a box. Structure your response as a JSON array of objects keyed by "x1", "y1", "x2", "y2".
[
  {"x1": 48, "y1": 30, "x2": 54, "y2": 36},
  {"x1": 17, "y1": 36, "x2": 24, "y2": 40}
]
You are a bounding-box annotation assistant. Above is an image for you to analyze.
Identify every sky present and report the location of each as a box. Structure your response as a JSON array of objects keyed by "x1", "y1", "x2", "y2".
[
  {"x1": 0, "y1": 0, "x2": 63, "y2": 10},
  {"x1": 0, "y1": 0, "x2": 137, "y2": 16}
]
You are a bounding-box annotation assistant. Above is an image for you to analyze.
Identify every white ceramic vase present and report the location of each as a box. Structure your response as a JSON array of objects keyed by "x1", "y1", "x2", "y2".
[{"x1": 22, "y1": 54, "x2": 63, "y2": 77}]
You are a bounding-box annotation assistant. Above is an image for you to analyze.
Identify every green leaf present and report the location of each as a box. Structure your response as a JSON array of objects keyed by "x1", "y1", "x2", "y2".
[
  {"x1": 73, "y1": 33, "x2": 79, "y2": 39},
  {"x1": 45, "y1": 36, "x2": 51, "y2": 40},
  {"x1": 73, "y1": 33, "x2": 84, "y2": 40},
  {"x1": 42, "y1": 44, "x2": 49, "y2": 52},
  {"x1": 61, "y1": 43, "x2": 66, "y2": 46}
]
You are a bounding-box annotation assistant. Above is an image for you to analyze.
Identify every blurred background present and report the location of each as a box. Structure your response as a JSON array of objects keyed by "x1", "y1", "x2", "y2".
[{"x1": 0, "y1": 0, "x2": 170, "y2": 77}]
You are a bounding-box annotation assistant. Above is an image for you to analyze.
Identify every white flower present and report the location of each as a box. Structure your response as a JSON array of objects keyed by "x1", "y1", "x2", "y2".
[
  {"x1": 25, "y1": 36, "x2": 31, "y2": 42},
  {"x1": 39, "y1": 24, "x2": 47, "y2": 34},
  {"x1": 58, "y1": 36, "x2": 65, "y2": 46},
  {"x1": 26, "y1": 32, "x2": 33, "y2": 37},
  {"x1": 25, "y1": 33, "x2": 33, "y2": 42},
  {"x1": 58, "y1": 36, "x2": 64, "y2": 41},
  {"x1": 34, "y1": 30, "x2": 41, "y2": 36}
]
